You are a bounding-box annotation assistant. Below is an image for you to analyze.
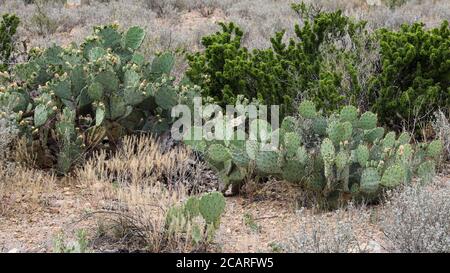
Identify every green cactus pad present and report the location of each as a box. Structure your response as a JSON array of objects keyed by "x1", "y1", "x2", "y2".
[
  {"x1": 396, "y1": 143, "x2": 413, "y2": 162},
  {"x1": 355, "y1": 144, "x2": 370, "y2": 167},
  {"x1": 282, "y1": 160, "x2": 304, "y2": 183},
  {"x1": 327, "y1": 121, "x2": 353, "y2": 145},
  {"x1": 34, "y1": 104, "x2": 49, "y2": 127},
  {"x1": 296, "y1": 146, "x2": 308, "y2": 164},
  {"x1": 199, "y1": 192, "x2": 226, "y2": 227},
  {"x1": 284, "y1": 132, "x2": 301, "y2": 158},
  {"x1": 358, "y1": 111, "x2": 377, "y2": 130},
  {"x1": 427, "y1": 140, "x2": 443, "y2": 158},
  {"x1": 364, "y1": 127, "x2": 385, "y2": 143},
  {"x1": 298, "y1": 100, "x2": 317, "y2": 119},
  {"x1": 151, "y1": 52, "x2": 175, "y2": 76},
  {"x1": 256, "y1": 150, "x2": 282, "y2": 174},
  {"x1": 88, "y1": 82, "x2": 104, "y2": 101},
  {"x1": 311, "y1": 117, "x2": 328, "y2": 136},
  {"x1": 123, "y1": 26, "x2": 145, "y2": 50},
  {"x1": 360, "y1": 168, "x2": 380, "y2": 194},
  {"x1": 207, "y1": 144, "x2": 231, "y2": 162},
  {"x1": 320, "y1": 138, "x2": 335, "y2": 163},
  {"x1": 230, "y1": 144, "x2": 251, "y2": 167},
  {"x1": 335, "y1": 150, "x2": 349, "y2": 171},
  {"x1": 183, "y1": 126, "x2": 207, "y2": 152},
  {"x1": 155, "y1": 85, "x2": 178, "y2": 110},
  {"x1": 381, "y1": 164, "x2": 406, "y2": 188},
  {"x1": 340, "y1": 105, "x2": 358, "y2": 122},
  {"x1": 382, "y1": 131, "x2": 396, "y2": 150},
  {"x1": 281, "y1": 116, "x2": 297, "y2": 132},
  {"x1": 229, "y1": 168, "x2": 246, "y2": 182},
  {"x1": 184, "y1": 196, "x2": 200, "y2": 219}
]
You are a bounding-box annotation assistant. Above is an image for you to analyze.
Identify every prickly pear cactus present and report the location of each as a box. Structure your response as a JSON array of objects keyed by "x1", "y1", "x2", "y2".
[
  {"x1": 298, "y1": 100, "x2": 317, "y2": 119},
  {"x1": 0, "y1": 24, "x2": 195, "y2": 174},
  {"x1": 199, "y1": 192, "x2": 226, "y2": 228},
  {"x1": 256, "y1": 150, "x2": 282, "y2": 174},
  {"x1": 166, "y1": 192, "x2": 226, "y2": 245},
  {"x1": 184, "y1": 99, "x2": 442, "y2": 209}
]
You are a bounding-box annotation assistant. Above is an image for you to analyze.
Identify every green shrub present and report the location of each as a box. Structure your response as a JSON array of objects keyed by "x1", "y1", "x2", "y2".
[
  {"x1": 0, "y1": 14, "x2": 20, "y2": 72},
  {"x1": 371, "y1": 21, "x2": 450, "y2": 130},
  {"x1": 0, "y1": 24, "x2": 195, "y2": 174},
  {"x1": 186, "y1": 3, "x2": 374, "y2": 117},
  {"x1": 184, "y1": 101, "x2": 443, "y2": 209},
  {"x1": 186, "y1": 22, "x2": 294, "y2": 115}
]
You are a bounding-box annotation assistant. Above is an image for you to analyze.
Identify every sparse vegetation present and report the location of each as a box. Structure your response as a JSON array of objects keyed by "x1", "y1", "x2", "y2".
[{"x1": 381, "y1": 182, "x2": 450, "y2": 253}]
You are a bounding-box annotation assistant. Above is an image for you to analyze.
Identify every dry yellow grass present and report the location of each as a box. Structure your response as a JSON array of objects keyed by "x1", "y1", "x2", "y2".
[
  {"x1": 0, "y1": 164, "x2": 56, "y2": 217},
  {"x1": 77, "y1": 136, "x2": 212, "y2": 252}
]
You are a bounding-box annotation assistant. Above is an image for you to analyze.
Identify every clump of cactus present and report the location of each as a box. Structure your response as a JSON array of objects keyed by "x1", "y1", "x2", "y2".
[
  {"x1": 0, "y1": 24, "x2": 195, "y2": 174},
  {"x1": 166, "y1": 192, "x2": 226, "y2": 244},
  {"x1": 184, "y1": 100, "x2": 443, "y2": 209}
]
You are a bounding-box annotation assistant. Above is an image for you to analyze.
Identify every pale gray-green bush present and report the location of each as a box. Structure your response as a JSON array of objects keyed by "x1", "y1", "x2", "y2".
[{"x1": 381, "y1": 182, "x2": 450, "y2": 253}]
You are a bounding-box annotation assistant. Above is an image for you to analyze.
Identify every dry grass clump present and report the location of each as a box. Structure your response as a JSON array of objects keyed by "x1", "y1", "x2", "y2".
[
  {"x1": 0, "y1": 164, "x2": 56, "y2": 217},
  {"x1": 77, "y1": 135, "x2": 215, "y2": 252},
  {"x1": 78, "y1": 135, "x2": 212, "y2": 193},
  {"x1": 380, "y1": 181, "x2": 450, "y2": 253},
  {"x1": 0, "y1": 109, "x2": 55, "y2": 216}
]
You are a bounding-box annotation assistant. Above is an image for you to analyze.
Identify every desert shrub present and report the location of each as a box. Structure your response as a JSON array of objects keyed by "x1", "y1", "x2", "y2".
[
  {"x1": 0, "y1": 24, "x2": 199, "y2": 174},
  {"x1": 381, "y1": 182, "x2": 450, "y2": 253},
  {"x1": 371, "y1": 21, "x2": 450, "y2": 131},
  {"x1": 143, "y1": 0, "x2": 228, "y2": 18},
  {"x1": 382, "y1": 0, "x2": 409, "y2": 9},
  {"x1": 30, "y1": 1, "x2": 59, "y2": 36},
  {"x1": 0, "y1": 106, "x2": 18, "y2": 161},
  {"x1": 186, "y1": 3, "x2": 378, "y2": 116},
  {"x1": 286, "y1": 205, "x2": 373, "y2": 253},
  {"x1": 432, "y1": 109, "x2": 450, "y2": 161},
  {"x1": 78, "y1": 136, "x2": 225, "y2": 252},
  {"x1": 184, "y1": 100, "x2": 443, "y2": 209},
  {"x1": 0, "y1": 14, "x2": 20, "y2": 72}
]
